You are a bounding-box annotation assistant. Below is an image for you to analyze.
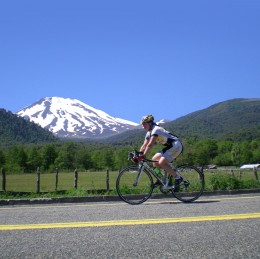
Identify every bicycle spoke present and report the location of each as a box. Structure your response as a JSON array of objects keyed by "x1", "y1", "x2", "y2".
[
  {"x1": 116, "y1": 165, "x2": 153, "y2": 205},
  {"x1": 171, "y1": 165, "x2": 204, "y2": 202}
]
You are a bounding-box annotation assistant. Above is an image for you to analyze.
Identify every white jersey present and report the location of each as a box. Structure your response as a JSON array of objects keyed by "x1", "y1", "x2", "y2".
[{"x1": 145, "y1": 124, "x2": 178, "y2": 145}]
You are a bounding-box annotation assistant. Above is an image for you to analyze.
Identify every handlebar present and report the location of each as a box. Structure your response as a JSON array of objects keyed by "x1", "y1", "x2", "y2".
[{"x1": 128, "y1": 150, "x2": 159, "y2": 163}]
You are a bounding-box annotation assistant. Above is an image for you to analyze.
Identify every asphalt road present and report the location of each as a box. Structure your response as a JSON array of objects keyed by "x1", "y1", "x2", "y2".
[{"x1": 0, "y1": 194, "x2": 260, "y2": 259}]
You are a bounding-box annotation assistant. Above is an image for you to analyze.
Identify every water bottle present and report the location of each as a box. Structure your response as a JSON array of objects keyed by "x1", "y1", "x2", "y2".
[{"x1": 153, "y1": 168, "x2": 162, "y2": 178}]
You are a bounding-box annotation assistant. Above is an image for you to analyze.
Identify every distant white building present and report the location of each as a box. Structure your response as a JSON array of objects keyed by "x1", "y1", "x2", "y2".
[{"x1": 240, "y1": 164, "x2": 260, "y2": 169}]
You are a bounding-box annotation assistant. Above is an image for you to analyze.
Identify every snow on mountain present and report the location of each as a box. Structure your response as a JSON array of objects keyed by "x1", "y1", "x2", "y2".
[
  {"x1": 16, "y1": 97, "x2": 139, "y2": 138},
  {"x1": 156, "y1": 119, "x2": 170, "y2": 125}
]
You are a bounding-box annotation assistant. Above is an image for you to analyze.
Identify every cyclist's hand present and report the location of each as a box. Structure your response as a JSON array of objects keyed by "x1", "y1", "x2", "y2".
[
  {"x1": 130, "y1": 150, "x2": 145, "y2": 163},
  {"x1": 132, "y1": 156, "x2": 139, "y2": 163},
  {"x1": 132, "y1": 154, "x2": 145, "y2": 163},
  {"x1": 138, "y1": 154, "x2": 145, "y2": 161}
]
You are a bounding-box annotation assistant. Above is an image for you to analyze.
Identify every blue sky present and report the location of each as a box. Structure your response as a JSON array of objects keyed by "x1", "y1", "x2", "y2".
[{"x1": 0, "y1": 0, "x2": 259, "y2": 123}]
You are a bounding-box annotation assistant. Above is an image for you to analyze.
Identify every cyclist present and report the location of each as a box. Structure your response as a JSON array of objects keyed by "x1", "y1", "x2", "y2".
[{"x1": 139, "y1": 115, "x2": 183, "y2": 188}]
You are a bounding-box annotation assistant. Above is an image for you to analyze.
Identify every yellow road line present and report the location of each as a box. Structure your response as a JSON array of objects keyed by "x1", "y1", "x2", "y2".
[{"x1": 1, "y1": 213, "x2": 260, "y2": 231}]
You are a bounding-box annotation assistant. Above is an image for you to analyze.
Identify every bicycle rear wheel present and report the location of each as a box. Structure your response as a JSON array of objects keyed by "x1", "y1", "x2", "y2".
[
  {"x1": 116, "y1": 165, "x2": 153, "y2": 205},
  {"x1": 171, "y1": 165, "x2": 204, "y2": 202}
]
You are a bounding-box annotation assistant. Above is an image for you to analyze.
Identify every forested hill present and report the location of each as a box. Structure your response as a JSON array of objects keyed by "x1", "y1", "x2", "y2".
[
  {"x1": 105, "y1": 98, "x2": 260, "y2": 144},
  {"x1": 167, "y1": 98, "x2": 260, "y2": 140},
  {"x1": 0, "y1": 109, "x2": 57, "y2": 148}
]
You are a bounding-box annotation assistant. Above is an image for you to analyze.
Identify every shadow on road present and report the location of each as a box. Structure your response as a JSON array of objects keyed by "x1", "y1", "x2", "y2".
[{"x1": 147, "y1": 200, "x2": 220, "y2": 205}]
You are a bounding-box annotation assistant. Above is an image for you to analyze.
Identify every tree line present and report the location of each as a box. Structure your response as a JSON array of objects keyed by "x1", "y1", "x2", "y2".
[{"x1": 0, "y1": 138, "x2": 259, "y2": 173}]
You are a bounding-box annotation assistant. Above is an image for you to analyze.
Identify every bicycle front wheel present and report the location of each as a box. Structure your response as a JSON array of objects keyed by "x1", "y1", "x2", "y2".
[
  {"x1": 171, "y1": 165, "x2": 204, "y2": 202},
  {"x1": 116, "y1": 165, "x2": 153, "y2": 205}
]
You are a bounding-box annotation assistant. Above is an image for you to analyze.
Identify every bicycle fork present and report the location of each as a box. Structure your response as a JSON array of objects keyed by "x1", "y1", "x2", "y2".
[{"x1": 133, "y1": 163, "x2": 145, "y2": 187}]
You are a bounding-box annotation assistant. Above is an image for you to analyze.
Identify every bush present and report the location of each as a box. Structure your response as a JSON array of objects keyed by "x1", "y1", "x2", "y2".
[
  {"x1": 209, "y1": 174, "x2": 260, "y2": 190},
  {"x1": 209, "y1": 174, "x2": 242, "y2": 190}
]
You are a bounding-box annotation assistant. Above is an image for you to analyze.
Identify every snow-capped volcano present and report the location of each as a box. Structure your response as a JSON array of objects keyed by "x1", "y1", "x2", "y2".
[{"x1": 17, "y1": 97, "x2": 138, "y2": 138}]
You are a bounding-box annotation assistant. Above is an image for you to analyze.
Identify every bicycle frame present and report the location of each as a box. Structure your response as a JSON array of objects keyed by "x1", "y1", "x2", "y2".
[{"x1": 135, "y1": 160, "x2": 167, "y2": 187}]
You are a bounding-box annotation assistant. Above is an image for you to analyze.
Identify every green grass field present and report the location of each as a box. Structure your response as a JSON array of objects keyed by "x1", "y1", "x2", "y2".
[
  {"x1": 0, "y1": 169, "x2": 259, "y2": 197},
  {"x1": 1, "y1": 171, "x2": 119, "y2": 193}
]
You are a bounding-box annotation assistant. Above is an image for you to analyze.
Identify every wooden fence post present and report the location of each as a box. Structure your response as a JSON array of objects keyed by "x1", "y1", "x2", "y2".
[
  {"x1": 36, "y1": 167, "x2": 40, "y2": 194},
  {"x1": 254, "y1": 168, "x2": 259, "y2": 181},
  {"x1": 55, "y1": 168, "x2": 59, "y2": 191},
  {"x1": 1, "y1": 168, "x2": 6, "y2": 192},
  {"x1": 74, "y1": 169, "x2": 78, "y2": 189},
  {"x1": 230, "y1": 169, "x2": 234, "y2": 177},
  {"x1": 106, "y1": 169, "x2": 109, "y2": 192}
]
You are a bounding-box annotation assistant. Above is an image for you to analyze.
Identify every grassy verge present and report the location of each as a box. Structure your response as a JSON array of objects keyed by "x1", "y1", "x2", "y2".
[{"x1": 205, "y1": 169, "x2": 260, "y2": 191}]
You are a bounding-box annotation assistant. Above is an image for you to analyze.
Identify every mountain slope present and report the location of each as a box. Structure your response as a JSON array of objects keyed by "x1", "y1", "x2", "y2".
[
  {"x1": 17, "y1": 97, "x2": 138, "y2": 138},
  {"x1": 105, "y1": 98, "x2": 260, "y2": 143},
  {"x1": 0, "y1": 109, "x2": 57, "y2": 148},
  {"x1": 167, "y1": 98, "x2": 260, "y2": 140}
]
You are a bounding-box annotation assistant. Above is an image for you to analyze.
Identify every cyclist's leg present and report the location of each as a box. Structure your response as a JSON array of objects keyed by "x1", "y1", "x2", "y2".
[
  {"x1": 157, "y1": 156, "x2": 177, "y2": 177},
  {"x1": 159, "y1": 142, "x2": 183, "y2": 186},
  {"x1": 152, "y1": 152, "x2": 176, "y2": 176},
  {"x1": 151, "y1": 152, "x2": 161, "y2": 168}
]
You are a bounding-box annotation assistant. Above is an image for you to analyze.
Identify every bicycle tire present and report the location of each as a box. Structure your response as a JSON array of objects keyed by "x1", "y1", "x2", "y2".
[
  {"x1": 116, "y1": 165, "x2": 153, "y2": 205},
  {"x1": 171, "y1": 165, "x2": 204, "y2": 202}
]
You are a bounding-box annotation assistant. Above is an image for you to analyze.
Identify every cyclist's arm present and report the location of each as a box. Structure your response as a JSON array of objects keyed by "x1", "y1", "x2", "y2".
[
  {"x1": 141, "y1": 136, "x2": 157, "y2": 156},
  {"x1": 140, "y1": 138, "x2": 149, "y2": 153}
]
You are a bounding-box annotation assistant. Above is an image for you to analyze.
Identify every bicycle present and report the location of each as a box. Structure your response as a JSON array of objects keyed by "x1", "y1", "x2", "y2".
[{"x1": 116, "y1": 150, "x2": 204, "y2": 205}]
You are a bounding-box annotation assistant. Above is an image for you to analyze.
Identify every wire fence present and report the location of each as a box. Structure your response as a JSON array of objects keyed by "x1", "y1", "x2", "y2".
[
  {"x1": 1, "y1": 167, "x2": 116, "y2": 193},
  {"x1": 1, "y1": 166, "x2": 259, "y2": 194}
]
